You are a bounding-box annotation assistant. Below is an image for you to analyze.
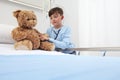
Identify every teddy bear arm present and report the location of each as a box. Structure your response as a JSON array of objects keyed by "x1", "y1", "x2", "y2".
[
  {"x1": 12, "y1": 29, "x2": 27, "y2": 41},
  {"x1": 26, "y1": 33, "x2": 40, "y2": 49},
  {"x1": 40, "y1": 41, "x2": 55, "y2": 51}
]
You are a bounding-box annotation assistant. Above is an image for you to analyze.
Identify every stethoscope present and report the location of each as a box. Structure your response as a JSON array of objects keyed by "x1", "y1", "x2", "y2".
[{"x1": 53, "y1": 29, "x2": 61, "y2": 40}]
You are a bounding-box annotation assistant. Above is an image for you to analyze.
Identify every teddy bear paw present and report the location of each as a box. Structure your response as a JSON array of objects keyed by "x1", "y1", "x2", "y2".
[{"x1": 14, "y1": 40, "x2": 33, "y2": 50}]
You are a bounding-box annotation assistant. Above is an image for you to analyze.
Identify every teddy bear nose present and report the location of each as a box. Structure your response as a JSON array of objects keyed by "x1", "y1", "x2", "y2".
[{"x1": 27, "y1": 19, "x2": 30, "y2": 21}]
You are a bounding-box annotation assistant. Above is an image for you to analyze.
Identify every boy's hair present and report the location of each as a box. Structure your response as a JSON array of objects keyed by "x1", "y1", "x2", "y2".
[{"x1": 48, "y1": 7, "x2": 63, "y2": 17}]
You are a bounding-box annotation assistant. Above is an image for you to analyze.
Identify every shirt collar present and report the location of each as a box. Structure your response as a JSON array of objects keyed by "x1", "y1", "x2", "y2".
[{"x1": 53, "y1": 25, "x2": 63, "y2": 32}]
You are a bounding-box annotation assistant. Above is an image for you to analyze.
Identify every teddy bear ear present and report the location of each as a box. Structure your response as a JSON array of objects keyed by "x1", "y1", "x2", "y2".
[{"x1": 13, "y1": 10, "x2": 21, "y2": 18}]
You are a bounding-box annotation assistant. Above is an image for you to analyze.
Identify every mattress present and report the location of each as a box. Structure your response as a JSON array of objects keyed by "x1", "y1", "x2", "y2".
[
  {"x1": 0, "y1": 44, "x2": 120, "y2": 80},
  {"x1": 0, "y1": 55, "x2": 120, "y2": 80},
  {"x1": 0, "y1": 43, "x2": 66, "y2": 55}
]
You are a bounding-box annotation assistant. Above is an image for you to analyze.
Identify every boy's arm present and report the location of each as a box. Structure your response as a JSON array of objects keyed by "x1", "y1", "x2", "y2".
[
  {"x1": 47, "y1": 27, "x2": 74, "y2": 49},
  {"x1": 49, "y1": 38, "x2": 72, "y2": 49}
]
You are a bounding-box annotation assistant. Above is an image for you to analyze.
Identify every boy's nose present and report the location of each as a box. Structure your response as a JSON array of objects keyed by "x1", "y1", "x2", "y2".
[{"x1": 52, "y1": 19, "x2": 56, "y2": 22}]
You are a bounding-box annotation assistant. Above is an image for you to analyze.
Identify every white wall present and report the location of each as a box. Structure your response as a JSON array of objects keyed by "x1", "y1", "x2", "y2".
[
  {"x1": 96, "y1": 0, "x2": 120, "y2": 47},
  {"x1": 79, "y1": 0, "x2": 97, "y2": 47},
  {"x1": 78, "y1": 0, "x2": 120, "y2": 57},
  {"x1": 79, "y1": 0, "x2": 120, "y2": 48}
]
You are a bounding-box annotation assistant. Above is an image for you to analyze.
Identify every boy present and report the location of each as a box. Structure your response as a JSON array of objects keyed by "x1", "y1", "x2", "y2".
[{"x1": 40, "y1": 7, "x2": 75, "y2": 54}]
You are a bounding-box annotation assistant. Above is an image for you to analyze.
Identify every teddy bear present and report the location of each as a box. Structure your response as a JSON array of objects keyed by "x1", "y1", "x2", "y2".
[{"x1": 11, "y1": 10, "x2": 55, "y2": 51}]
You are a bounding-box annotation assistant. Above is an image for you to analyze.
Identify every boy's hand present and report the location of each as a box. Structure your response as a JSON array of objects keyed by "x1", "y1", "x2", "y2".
[{"x1": 39, "y1": 34, "x2": 49, "y2": 41}]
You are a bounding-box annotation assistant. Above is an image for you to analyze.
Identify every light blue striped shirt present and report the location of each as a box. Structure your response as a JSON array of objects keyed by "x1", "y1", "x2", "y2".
[{"x1": 47, "y1": 25, "x2": 75, "y2": 50}]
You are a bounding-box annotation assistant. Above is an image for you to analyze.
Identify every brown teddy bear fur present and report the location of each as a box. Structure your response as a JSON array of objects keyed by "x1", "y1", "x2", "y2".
[
  {"x1": 11, "y1": 10, "x2": 55, "y2": 51},
  {"x1": 40, "y1": 34, "x2": 55, "y2": 51}
]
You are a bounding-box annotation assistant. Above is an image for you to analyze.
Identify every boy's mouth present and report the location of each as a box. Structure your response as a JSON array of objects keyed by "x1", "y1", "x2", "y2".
[{"x1": 53, "y1": 22, "x2": 57, "y2": 24}]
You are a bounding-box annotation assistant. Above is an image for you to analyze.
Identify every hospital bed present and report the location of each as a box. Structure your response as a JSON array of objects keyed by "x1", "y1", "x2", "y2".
[{"x1": 0, "y1": 43, "x2": 120, "y2": 80}]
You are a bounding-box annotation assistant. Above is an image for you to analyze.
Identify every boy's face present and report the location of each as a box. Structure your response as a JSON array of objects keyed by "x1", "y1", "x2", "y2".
[{"x1": 50, "y1": 13, "x2": 64, "y2": 28}]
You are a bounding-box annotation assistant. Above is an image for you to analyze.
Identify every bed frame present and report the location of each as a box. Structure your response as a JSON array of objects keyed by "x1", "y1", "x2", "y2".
[{"x1": 67, "y1": 47, "x2": 120, "y2": 56}]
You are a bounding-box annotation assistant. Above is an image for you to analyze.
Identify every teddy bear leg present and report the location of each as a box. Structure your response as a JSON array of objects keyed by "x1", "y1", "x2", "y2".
[
  {"x1": 14, "y1": 40, "x2": 33, "y2": 50},
  {"x1": 40, "y1": 41, "x2": 55, "y2": 51}
]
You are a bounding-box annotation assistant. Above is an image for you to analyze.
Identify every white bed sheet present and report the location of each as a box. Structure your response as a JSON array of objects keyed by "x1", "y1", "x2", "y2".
[{"x1": 0, "y1": 44, "x2": 66, "y2": 55}]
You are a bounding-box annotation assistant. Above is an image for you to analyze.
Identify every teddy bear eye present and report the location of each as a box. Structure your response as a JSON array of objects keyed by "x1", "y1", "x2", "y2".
[
  {"x1": 27, "y1": 18, "x2": 30, "y2": 21},
  {"x1": 33, "y1": 18, "x2": 36, "y2": 20}
]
